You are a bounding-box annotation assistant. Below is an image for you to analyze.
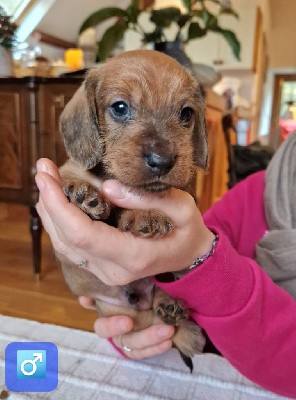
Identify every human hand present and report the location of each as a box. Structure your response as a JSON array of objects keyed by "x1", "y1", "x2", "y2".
[
  {"x1": 36, "y1": 158, "x2": 214, "y2": 286},
  {"x1": 79, "y1": 296, "x2": 175, "y2": 359}
]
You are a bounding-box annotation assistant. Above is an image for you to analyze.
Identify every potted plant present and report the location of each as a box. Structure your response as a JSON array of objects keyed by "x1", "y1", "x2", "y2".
[
  {"x1": 0, "y1": 6, "x2": 17, "y2": 76},
  {"x1": 79, "y1": 0, "x2": 240, "y2": 63}
]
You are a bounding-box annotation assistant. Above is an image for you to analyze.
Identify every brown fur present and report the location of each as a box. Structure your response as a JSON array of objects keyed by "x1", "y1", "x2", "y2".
[{"x1": 57, "y1": 50, "x2": 208, "y2": 360}]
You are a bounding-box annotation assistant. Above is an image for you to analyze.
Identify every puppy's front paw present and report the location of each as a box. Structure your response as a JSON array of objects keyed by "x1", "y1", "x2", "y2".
[
  {"x1": 63, "y1": 180, "x2": 110, "y2": 220},
  {"x1": 118, "y1": 209, "x2": 173, "y2": 238}
]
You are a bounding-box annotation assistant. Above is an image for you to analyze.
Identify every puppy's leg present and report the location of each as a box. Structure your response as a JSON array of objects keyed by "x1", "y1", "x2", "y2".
[
  {"x1": 153, "y1": 288, "x2": 205, "y2": 357},
  {"x1": 60, "y1": 160, "x2": 110, "y2": 220},
  {"x1": 118, "y1": 209, "x2": 173, "y2": 238}
]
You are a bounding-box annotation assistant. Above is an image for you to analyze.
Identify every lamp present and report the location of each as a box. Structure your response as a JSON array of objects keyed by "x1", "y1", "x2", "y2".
[{"x1": 153, "y1": 0, "x2": 186, "y2": 13}]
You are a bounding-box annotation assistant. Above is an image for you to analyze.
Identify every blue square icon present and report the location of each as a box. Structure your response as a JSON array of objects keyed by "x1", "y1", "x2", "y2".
[
  {"x1": 5, "y1": 342, "x2": 58, "y2": 392},
  {"x1": 17, "y1": 350, "x2": 47, "y2": 379}
]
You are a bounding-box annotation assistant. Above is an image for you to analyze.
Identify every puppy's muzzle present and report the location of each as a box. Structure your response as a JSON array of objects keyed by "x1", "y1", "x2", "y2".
[{"x1": 143, "y1": 150, "x2": 176, "y2": 177}]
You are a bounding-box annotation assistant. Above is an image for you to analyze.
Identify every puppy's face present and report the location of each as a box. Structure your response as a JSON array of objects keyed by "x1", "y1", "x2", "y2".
[{"x1": 61, "y1": 50, "x2": 207, "y2": 191}]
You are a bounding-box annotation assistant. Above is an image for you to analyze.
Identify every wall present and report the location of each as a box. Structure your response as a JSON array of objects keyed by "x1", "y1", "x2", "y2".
[
  {"x1": 258, "y1": 0, "x2": 296, "y2": 137},
  {"x1": 268, "y1": 0, "x2": 296, "y2": 69}
]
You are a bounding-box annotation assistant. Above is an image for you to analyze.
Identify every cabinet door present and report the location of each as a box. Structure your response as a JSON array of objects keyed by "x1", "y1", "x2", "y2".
[
  {"x1": 0, "y1": 87, "x2": 31, "y2": 203},
  {"x1": 39, "y1": 84, "x2": 80, "y2": 167}
]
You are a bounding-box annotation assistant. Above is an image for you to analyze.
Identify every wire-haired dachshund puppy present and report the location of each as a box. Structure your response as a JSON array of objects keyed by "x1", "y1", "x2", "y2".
[{"x1": 56, "y1": 50, "x2": 208, "y2": 370}]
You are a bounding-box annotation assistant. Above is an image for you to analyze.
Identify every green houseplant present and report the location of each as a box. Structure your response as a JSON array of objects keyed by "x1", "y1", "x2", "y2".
[
  {"x1": 0, "y1": 6, "x2": 17, "y2": 76},
  {"x1": 79, "y1": 0, "x2": 241, "y2": 62},
  {"x1": 0, "y1": 6, "x2": 17, "y2": 49}
]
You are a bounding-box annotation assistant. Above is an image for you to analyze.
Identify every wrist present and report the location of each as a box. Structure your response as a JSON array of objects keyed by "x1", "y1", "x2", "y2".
[{"x1": 174, "y1": 230, "x2": 218, "y2": 278}]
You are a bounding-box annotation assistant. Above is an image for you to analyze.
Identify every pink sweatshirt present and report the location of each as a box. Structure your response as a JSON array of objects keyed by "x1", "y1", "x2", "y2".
[{"x1": 156, "y1": 171, "x2": 296, "y2": 398}]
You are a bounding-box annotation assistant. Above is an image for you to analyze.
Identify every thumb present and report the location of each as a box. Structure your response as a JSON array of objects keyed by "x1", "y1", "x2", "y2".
[
  {"x1": 102, "y1": 180, "x2": 198, "y2": 225},
  {"x1": 36, "y1": 158, "x2": 61, "y2": 184}
]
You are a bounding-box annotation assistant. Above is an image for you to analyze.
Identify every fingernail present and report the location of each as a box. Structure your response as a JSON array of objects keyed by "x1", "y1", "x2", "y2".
[
  {"x1": 103, "y1": 180, "x2": 128, "y2": 199},
  {"x1": 36, "y1": 160, "x2": 48, "y2": 174},
  {"x1": 157, "y1": 325, "x2": 173, "y2": 338},
  {"x1": 35, "y1": 175, "x2": 45, "y2": 190}
]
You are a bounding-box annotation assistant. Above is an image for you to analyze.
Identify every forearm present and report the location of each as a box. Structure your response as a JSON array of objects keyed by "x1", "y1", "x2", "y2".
[{"x1": 155, "y1": 229, "x2": 296, "y2": 397}]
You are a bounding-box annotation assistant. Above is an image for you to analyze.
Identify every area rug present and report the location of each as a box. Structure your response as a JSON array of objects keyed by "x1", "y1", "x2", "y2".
[{"x1": 0, "y1": 314, "x2": 289, "y2": 400}]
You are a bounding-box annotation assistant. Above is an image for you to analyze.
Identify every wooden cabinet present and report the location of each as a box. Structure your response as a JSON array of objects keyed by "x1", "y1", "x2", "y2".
[
  {"x1": 196, "y1": 89, "x2": 227, "y2": 213},
  {"x1": 0, "y1": 87, "x2": 31, "y2": 203},
  {"x1": 0, "y1": 77, "x2": 81, "y2": 274},
  {"x1": 39, "y1": 84, "x2": 80, "y2": 166}
]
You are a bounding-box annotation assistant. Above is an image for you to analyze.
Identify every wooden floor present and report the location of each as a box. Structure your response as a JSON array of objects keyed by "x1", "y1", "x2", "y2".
[{"x1": 0, "y1": 203, "x2": 97, "y2": 331}]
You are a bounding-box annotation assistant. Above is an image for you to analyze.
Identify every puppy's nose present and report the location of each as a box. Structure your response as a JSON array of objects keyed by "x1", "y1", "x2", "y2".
[{"x1": 144, "y1": 151, "x2": 176, "y2": 176}]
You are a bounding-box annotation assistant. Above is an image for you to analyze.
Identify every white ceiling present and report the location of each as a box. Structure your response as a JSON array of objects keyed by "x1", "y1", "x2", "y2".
[{"x1": 36, "y1": 0, "x2": 128, "y2": 42}]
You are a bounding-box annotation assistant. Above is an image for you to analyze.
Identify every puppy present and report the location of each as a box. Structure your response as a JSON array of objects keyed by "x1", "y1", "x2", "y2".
[{"x1": 57, "y1": 50, "x2": 208, "y2": 369}]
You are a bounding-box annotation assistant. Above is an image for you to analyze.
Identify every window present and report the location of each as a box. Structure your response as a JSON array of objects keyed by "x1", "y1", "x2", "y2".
[{"x1": 0, "y1": 0, "x2": 32, "y2": 21}]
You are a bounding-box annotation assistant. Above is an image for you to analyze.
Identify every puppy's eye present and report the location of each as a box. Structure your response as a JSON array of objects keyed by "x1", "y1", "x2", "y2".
[
  {"x1": 110, "y1": 101, "x2": 131, "y2": 121},
  {"x1": 180, "y1": 106, "x2": 193, "y2": 125}
]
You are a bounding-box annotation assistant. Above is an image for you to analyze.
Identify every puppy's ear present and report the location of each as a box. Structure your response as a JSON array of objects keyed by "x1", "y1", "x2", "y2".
[
  {"x1": 193, "y1": 83, "x2": 208, "y2": 170},
  {"x1": 59, "y1": 68, "x2": 104, "y2": 170}
]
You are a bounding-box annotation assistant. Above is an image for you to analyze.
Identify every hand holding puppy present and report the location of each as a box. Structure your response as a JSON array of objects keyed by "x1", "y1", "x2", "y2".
[
  {"x1": 36, "y1": 158, "x2": 214, "y2": 287},
  {"x1": 36, "y1": 158, "x2": 213, "y2": 360}
]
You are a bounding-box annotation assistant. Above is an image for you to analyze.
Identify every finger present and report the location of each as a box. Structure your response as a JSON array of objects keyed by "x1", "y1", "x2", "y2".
[
  {"x1": 113, "y1": 324, "x2": 174, "y2": 351},
  {"x1": 121, "y1": 339, "x2": 173, "y2": 360},
  {"x1": 35, "y1": 179, "x2": 70, "y2": 253},
  {"x1": 102, "y1": 180, "x2": 198, "y2": 226},
  {"x1": 35, "y1": 172, "x2": 129, "y2": 253},
  {"x1": 94, "y1": 316, "x2": 134, "y2": 339},
  {"x1": 35, "y1": 172, "x2": 96, "y2": 242},
  {"x1": 36, "y1": 195, "x2": 66, "y2": 251},
  {"x1": 35, "y1": 172, "x2": 155, "y2": 281},
  {"x1": 78, "y1": 296, "x2": 96, "y2": 310},
  {"x1": 36, "y1": 158, "x2": 61, "y2": 184}
]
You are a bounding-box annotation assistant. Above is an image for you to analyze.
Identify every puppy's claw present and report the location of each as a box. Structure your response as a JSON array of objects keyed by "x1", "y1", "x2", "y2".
[{"x1": 178, "y1": 350, "x2": 194, "y2": 373}]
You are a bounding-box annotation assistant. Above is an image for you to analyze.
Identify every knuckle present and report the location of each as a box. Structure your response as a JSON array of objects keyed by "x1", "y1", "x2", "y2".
[
  {"x1": 103, "y1": 274, "x2": 131, "y2": 286},
  {"x1": 66, "y1": 229, "x2": 90, "y2": 250},
  {"x1": 129, "y1": 248, "x2": 152, "y2": 274},
  {"x1": 52, "y1": 239, "x2": 67, "y2": 255},
  {"x1": 180, "y1": 196, "x2": 197, "y2": 221}
]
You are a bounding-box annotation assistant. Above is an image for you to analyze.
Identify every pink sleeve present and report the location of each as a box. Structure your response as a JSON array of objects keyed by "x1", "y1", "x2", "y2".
[{"x1": 155, "y1": 173, "x2": 296, "y2": 398}]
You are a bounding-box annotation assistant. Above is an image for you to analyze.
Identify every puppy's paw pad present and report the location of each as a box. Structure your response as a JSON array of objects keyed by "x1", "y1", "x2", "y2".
[
  {"x1": 118, "y1": 210, "x2": 173, "y2": 238},
  {"x1": 63, "y1": 180, "x2": 110, "y2": 220},
  {"x1": 156, "y1": 301, "x2": 188, "y2": 325}
]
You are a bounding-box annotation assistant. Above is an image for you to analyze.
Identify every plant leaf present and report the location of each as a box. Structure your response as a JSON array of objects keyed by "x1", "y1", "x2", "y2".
[
  {"x1": 202, "y1": 9, "x2": 218, "y2": 28},
  {"x1": 150, "y1": 7, "x2": 181, "y2": 28},
  {"x1": 192, "y1": 9, "x2": 217, "y2": 29},
  {"x1": 127, "y1": 0, "x2": 141, "y2": 24},
  {"x1": 205, "y1": 0, "x2": 221, "y2": 5},
  {"x1": 79, "y1": 8, "x2": 128, "y2": 34},
  {"x1": 220, "y1": 8, "x2": 239, "y2": 19},
  {"x1": 188, "y1": 22, "x2": 206, "y2": 40},
  {"x1": 181, "y1": 0, "x2": 193, "y2": 11},
  {"x1": 143, "y1": 27, "x2": 163, "y2": 43},
  {"x1": 212, "y1": 26, "x2": 241, "y2": 60},
  {"x1": 98, "y1": 23, "x2": 127, "y2": 61},
  {"x1": 177, "y1": 13, "x2": 191, "y2": 28}
]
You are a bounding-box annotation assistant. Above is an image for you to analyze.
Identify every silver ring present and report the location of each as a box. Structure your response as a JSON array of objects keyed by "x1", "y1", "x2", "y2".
[
  {"x1": 119, "y1": 335, "x2": 132, "y2": 352},
  {"x1": 78, "y1": 260, "x2": 88, "y2": 269}
]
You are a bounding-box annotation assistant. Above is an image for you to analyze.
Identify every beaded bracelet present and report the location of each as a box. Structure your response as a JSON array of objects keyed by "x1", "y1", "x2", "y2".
[{"x1": 174, "y1": 233, "x2": 219, "y2": 278}]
